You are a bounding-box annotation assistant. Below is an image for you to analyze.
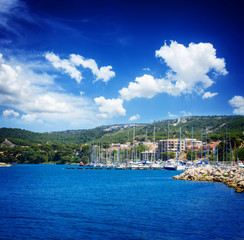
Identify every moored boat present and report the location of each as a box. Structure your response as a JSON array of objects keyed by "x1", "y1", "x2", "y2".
[{"x1": 164, "y1": 159, "x2": 177, "y2": 170}]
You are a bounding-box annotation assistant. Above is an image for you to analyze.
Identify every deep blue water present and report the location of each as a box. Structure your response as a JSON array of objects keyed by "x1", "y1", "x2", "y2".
[{"x1": 0, "y1": 165, "x2": 244, "y2": 240}]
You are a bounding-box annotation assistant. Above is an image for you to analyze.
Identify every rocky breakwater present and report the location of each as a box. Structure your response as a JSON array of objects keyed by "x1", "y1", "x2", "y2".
[{"x1": 173, "y1": 165, "x2": 244, "y2": 193}]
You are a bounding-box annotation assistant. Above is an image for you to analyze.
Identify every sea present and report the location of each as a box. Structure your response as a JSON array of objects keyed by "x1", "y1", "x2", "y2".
[{"x1": 0, "y1": 164, "x2": 244, "y2": 240}]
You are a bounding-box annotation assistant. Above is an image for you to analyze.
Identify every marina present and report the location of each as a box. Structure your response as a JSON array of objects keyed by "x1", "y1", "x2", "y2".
[{"x1": 68, "y1": 124, "x2": 242, "y2": 172}]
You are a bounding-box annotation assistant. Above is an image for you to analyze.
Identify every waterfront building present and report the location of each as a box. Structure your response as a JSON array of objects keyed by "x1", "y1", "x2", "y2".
[
  {"x1": 158, "y1": 139, "x2": 185, "y2": 153},
  {"x1": 158, "y1": 138, "x2": 203, "y2": 154},
  {"x1": 110, "y1": 142, "x2": 131, "y2": 150}
]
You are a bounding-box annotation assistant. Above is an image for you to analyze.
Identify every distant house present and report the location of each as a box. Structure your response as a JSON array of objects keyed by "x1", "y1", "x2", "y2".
[{"x1": 0, "y1": 139, "x2": 16, "y2": 148}]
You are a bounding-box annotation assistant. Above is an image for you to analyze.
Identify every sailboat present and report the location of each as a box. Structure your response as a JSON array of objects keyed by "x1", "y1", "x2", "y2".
[
  {"x1": 164, "y1": 124, "x2": 178, "y2": 170},
  {"x1": 164, "y1": 127, "x2": 186, "y2": 171}
]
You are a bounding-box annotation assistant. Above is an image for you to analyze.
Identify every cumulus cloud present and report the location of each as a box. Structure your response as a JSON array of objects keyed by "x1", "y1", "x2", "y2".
[
  {"x1": 94, "y1": 97, "x2": 126, "y2": 118},
  {"x1": 155, "y1": 41, "x2": 227, "y2": 94},
  {"x1": 25, "y1": 94, "x2": 72, "y2": 113},
  {"x1": 46, "y1": 52, "x2": 115, "y2": 83},
  {"x1": 45, "y1": 52, "x2": 82, "y2": 83},
  {"x1": 21, "y1": 113, "x2": 38, "y2": 122},
  {"x1": 0, "y1": 53, "x2": 97, "y2": 130},
  {"x1": 70, "y1": 54, "x2": 115, "y2": 82},
  {"x1": 0, "y1": 54, "x2": 72, "y2": 114},
  {"x1": 3, "y1": 109, "x2": 20, "y2": 118},
  {"x1": 202, "y1": 91, "x2": 218, "y2": 99},
  {"x1": 229, "y1": 96, "x2": 244, "y2": 115},
  {"x1": 119, "y1": 74, "x2": 175, "y2": 101},
  {"x1": 120, "y1": 41, "x2": 227, "y2": 101},
  {"x1": 129, "y1": 114, "x2": 140, "y2": 121}
]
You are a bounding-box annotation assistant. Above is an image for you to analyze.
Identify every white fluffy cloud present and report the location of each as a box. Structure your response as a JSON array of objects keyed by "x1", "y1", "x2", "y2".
[
  {"x1": 156, "y1": 41, "x2": 227, "y2": 94},
  {"x1": 70, "y1": 54, "x2": 115, "y2": 82},
  {"x1": 119, "y1": 74, "x2": 175, "y2": 101},
  {"x1": 229, "y1": 96, "x2": 244, "y2": 115},
  {"x1": 129, "y1": 114, "x2": 140, "y2": 121},
  {"x1": 45, "y1": 52, "x2": 82, "y2": 83},
  {"x1": 120, "y1": 41, "x2": 227, "y2": 101},
  {"x1": 202, "y1": 91, "x2": 218, "y2": 99},
  {"x1": 94, "y1": 97, "x2": 126, "y2": 118},
  {"x1": 46, "y1": 52, "x2": 115, "y2": 83},
  {"x1": 0, "y1": 54, "x2": 72, "y2": 114},
  {"x1": 0, "y1": 53, "x2": 97, "y2": 130},
  {"x1": 24, "y1": 94, "x2": 72, "y2": 113},
  {"x1": 3, "y1": 109, "x2": 20, "y2": 118},
  {"x1": 21, "y1": 113, "x2": 38, "y2": 122}
]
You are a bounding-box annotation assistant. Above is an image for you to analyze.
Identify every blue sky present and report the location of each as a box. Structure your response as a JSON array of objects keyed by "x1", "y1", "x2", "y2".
[{"x1": 0, "y1": 0, "x2": 243, "y2": 132}]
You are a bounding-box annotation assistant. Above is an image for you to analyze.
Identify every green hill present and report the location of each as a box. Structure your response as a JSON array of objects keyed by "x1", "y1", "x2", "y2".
[
  {"x1": 0, "y1": 115, "x2": 243, "y2": 165},
  {"x1": 0, "y1": 115, "x2": 243, "y2": 145}
]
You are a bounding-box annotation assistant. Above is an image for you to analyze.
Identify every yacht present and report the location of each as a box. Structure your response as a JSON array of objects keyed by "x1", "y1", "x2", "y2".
[{"x1": 164, "y1": 159, "x2": 177, "y2": 170}]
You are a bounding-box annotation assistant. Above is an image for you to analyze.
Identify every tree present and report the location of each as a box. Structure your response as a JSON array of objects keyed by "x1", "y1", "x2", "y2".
[
  {"x1": 81, "y1": 156, "x2": 89, "y2": 165},
  {"x1": 80, "y1": 144, "x2": 90, "y2": 156},
  {"x1": 161, "y1": 152, "x2": 175, "y2": 160},
  {"x1": 186, "y1": 150, "x2": 196, "y2": 160},
  {"x1": 237, "y1": 147, "x2": 244, "y2": 160}
]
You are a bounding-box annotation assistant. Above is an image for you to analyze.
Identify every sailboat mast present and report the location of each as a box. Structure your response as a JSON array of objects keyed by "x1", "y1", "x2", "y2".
[
  {"x1": 93, "y1": 140, "x2": 95, "y2": 164},
  {"x1": 146, "y1": 128, "x2": 148, "y2": 162},
  {"x1": 100, "y1": 142, "x2": 103, "y2": 164},
  {"x1": 109, "y1": 148, "x2": 112, "y2": 165},
  {"x1": 177, "y1": 127, "x2": 181, "y2": 160},
  {"x1": 133, "y1": 125, "x2": 135, "y2": 161},
  {"x1": 229, "y1": 135, "x2": 232, "y2": 163},
  {"x1": 223, "y1": 140, "x2": 225, "y2": 163},
  {"x1": 127, "y1": 129, "x2": 129, "y2": 162},
  {"x1": 167, "y1": 121, "x2": 169, "y2": 161},
  {"x1": 205, "y1": 128, "x2": 207, "y2": 162},
  {"x1": 226, "y1": 125, "x2": 228, "y2": 163},
  {"x1": 118, "y1": 147, "x2": 120, "y2": 166},
  {"x1": 191, "y1": 127, "x2": 193, "y2": 161},
  {"x1": 153, "y1": 126, "x2": 156, "y2": 162},
  {"x1": 201, "y1": 128, "x2": 203, "y2": 160}
]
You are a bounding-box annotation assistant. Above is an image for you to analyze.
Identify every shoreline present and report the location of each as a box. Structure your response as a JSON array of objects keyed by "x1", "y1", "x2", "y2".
[
  {"x1": 0, "y1": 163, "x2": 12, "y2": 167},
  {"x1": 173, "y1": 165, "x2": 244, "y2": 193}
]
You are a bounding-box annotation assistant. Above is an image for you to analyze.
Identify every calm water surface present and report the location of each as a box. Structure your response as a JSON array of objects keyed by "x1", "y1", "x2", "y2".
[{"x1": 0, "y1": 164, "x2": 244, "y2": 240}]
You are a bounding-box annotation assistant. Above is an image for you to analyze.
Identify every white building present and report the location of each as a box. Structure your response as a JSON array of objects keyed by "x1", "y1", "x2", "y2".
[{"x1": 158, "y1": 138, "x2": 202, "y2": 154}]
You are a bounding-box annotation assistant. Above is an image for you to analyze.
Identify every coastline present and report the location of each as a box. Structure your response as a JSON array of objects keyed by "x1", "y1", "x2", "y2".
[
  {"x1": 0, "y1": 163, "x2": 12, "y2": 167},
  {"x1": 173, "y1": 165, "x2": 244, "y2": 193}
]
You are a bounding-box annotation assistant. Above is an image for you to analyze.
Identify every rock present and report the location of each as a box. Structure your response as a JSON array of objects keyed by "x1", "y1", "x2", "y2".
[
  {"x1": 213, "y1": 171, "x2": 222, "y2": 177},
  {"x1": 173, "y1": 166, "x2": 244, "y2": 193},
  {"x1": 237, "y1": 181, "x2": 244, "y2": 188},
  {"x1": 205, "y1": 176, "x2": 213, "y2": 181}
]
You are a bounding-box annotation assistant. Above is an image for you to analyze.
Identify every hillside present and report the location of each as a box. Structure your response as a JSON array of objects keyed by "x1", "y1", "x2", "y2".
[
  {"x1": 101, "y1": 115, "x2": 244, "y2": 143},
  {"x1": 0, "y1": 115, "x2": 243, "y2": 145}
]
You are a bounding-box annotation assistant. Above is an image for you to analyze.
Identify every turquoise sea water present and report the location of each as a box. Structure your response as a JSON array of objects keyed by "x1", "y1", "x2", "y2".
[{"x1": 0, "y1": 164, "x2": 244, "y2": 240}]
